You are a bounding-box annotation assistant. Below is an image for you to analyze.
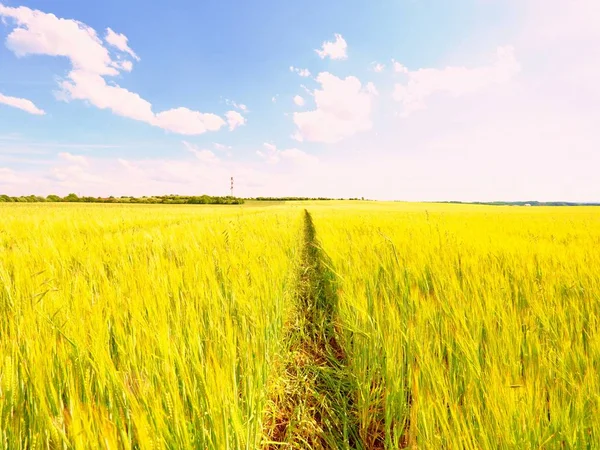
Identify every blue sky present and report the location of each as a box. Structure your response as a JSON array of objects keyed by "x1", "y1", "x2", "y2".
[{"x1": 0, "y1": 0, "x2": 599, "y2": 200}]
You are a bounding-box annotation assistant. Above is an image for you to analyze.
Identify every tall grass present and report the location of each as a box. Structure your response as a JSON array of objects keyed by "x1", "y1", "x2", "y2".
[
  {"x1": 311, "y1": 202, "x2": 600, "y2": 449},
  {"x1": 2, "y1": 201, "x2": 599, "y2": 449},
  {"x1": 0, "y1": 203, "x2": 301, "y2": 449}
]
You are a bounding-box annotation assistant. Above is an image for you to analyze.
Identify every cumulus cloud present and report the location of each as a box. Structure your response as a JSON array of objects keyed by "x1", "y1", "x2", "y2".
[
  {"x1": 392, "y1": 60, "x2": 409, "y2": 74},
  {"x1": 372, "y1": 62, "x2": 385, "y2": 72},
  {"x1": 105, "y1": 27, "x2": 139, "y2": 61},
  {"x1": 225, "y1": 110, "x2": 246, "y2": 131},
  {"x1": 290, "y1": 66, "x2": 311, "y2": 77},
  {"x1": 154, "y1": 108, "x2": 225, "y2": 135},
  {"x1": 256, "y1": 143, "x2": 278, "y2": 164},
  {"x1": 0, "y1": 167, "x2": 27, "y2": 184},
  {"x1": 1, "y1": 150, "x2": 332, "y2": 198},
  {"x1": 0, "y1": 4, "x2": 118, "y2": 75},
  {"x1": 119, "y1": 60, "x2": 133, "y2": 72},
  {"x1": 279, "y1": 148, "x2": 319, "y2": 165},
  {"x1": 256, "y1": 142, "x2": 318, "y2": 165},
  {"x1": 393, "y1": 46, "x2": 521, "y2": 116},
  {"x1": 58, "y1": 152, "x2": 88, "y2": 166},
  {"x1": 183, "y1": 141, "x2": 220, "y2": 164},
  {"x1": 0, "y1": 92, "x2": 45, "y2": 115},
  {"x1": 60, "y1": 69, "x2": 155, "y2": 122},
  {"x1": 315, "y1": 34, "x2": 347, "y2": 60},
  {"x1": 292, "y1": 72, "x2": 375, "y2": 143},
  {"x1": 293, "y1": 95, "x2": 305, "y2": 106},
  {"x1": 50, "y1": 164, "x2": 106, "y2": 185},
  {"x1": 117, "y1": 158, "x2": 138, "y2": 171},
  {"x1": 16, "y1": 150, "x2": 321, "y2": 197},
  {"x1": 365, "y1": 82, "x2": 378, "y2": 96},
  {"x1": 0, "y1": 4, "x2": 229, "y2": 135},
  {"x1": 521, "y1": 0, "x2": 600, "y2": 45}
]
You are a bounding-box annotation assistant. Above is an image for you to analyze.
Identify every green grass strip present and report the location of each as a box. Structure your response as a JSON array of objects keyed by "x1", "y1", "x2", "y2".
[{"x1": 263, "y1": 210, "x2": 364, "y2": 449}]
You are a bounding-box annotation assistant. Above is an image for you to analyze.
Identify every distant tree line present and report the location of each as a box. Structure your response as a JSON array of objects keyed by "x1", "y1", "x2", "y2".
[
  {"x1": 0, "y1": 193, "x2": 245, "y2": 204},
  {"x1": 436, "y1": 201, "x2": 600, "y2": 207},
  {"x1": 0, "y1": 194, "x2": 375, "y2": 203}
]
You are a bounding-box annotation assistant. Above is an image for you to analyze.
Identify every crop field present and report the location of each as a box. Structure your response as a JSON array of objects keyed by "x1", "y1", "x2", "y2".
[{"x1": 1, "y1": 202, "x2": 599, "y2": 449}]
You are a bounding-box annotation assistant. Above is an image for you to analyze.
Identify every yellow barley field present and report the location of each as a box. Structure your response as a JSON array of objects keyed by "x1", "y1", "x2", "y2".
[
  {"x1": 0, "y1": 203, "x2": 302, "y2": 449},
  {"x1": 311, "y1": 202, "x2": 600, "y2": 449},
  {"x1": 1, "y1": 201, "x2": 599, "y2": 449}
]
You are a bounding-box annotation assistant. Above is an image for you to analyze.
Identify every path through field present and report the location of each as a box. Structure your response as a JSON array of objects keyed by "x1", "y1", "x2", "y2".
[{"x1": 264, "y1": 210, "x2": 364, "y2": 449}]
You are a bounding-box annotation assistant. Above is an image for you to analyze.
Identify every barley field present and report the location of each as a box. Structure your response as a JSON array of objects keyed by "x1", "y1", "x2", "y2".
[{"x1": 1, "y1": 202, "x2": 599, "y2": 449}]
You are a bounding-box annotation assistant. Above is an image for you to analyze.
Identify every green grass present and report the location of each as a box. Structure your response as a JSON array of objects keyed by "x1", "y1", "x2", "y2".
[{"x1": 263, "y1": 211, "x2": 360, "y2": 449}]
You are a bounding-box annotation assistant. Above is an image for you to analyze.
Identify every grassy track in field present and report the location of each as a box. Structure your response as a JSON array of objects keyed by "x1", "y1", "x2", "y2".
[{"x1": 263, "y1": 210, "x2": 361, "y2": 449}]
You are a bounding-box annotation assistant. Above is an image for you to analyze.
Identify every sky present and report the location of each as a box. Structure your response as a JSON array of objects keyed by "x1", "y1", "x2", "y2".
[{"x1": 0, "y1": 0, "x2": 599, "y2": 201}]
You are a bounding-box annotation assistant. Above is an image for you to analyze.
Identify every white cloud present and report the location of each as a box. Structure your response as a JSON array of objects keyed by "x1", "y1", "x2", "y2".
[
  {"x1": 60, "y1": 70, "x2": 154, "y2": 122},
  {"x1": 213, "y1": 143, "x2": 231, "y2": 151},
  {"x1": 279, "y1": 148, "x2": 318, "y2": 165},
  {"x1": 392, "y1": 60, "x2": 408, "y2": 74},
  {"x1": 520, "y1": 0, "x2": 600, "y2": 45},
  {"x1": 256, "y1": 143, "x2": 279, "y2": 164},
  {"x1": 0, "y1": 4, "x2": 118, "y2": 75},
  {"x1": 225, "y1": 110, "x2": 246, "y2": 131},
  {"x1": 0, "y1": 167, "x2": 27, "y2": 184},
  {"x1": 372, "y1": 62, "x2": 385, "y2": 73},
  {"x1": 315, "y1": 34, "x2": 347, "y2": 60},
  {"x1": 290, "y1": 66, "x2": 311, "y2": 77},
  {"x1": 50, "y1": 164, "x2": 106, "y2": 185},
  {"x1": 0, "y1": 152, "x2": 331, "y2": 198},
  {"x1": 154, "y1": 108, "x2": 226, "y2": 135},
  {"x1": 59, "y1": 69, "x2": 225, "y2": 135},
  {"x1": 58, "y1": 152, "x2": 88, "y2": 166},
  {"x1": 516, "y1": 0, "x2": 600, "y2": 99},
  {"x1": 393, "y1": 46, "x2": 521, "y2": 116},
  {"x1": 257, "y1": 142, "x2": 318, "y2": 165},
  {"x1": 59, "y1": 71, "x2": 226, "y2": 135},
  {"x1": 0, "y1": 92, "x2": 45, "y2": 115},
  {"x1": 365, "y1": 82, "x2": 378, "y2": 96},
  {"x1": 119, "y1": 60, "x2": 133, "y2": 72},
  {"x1": 225, "y1": 99, "x2": 248, "y2": 112},
  {"x1": 0, "y1": 4, "x2": 227, "y2": 136},
  {"x1": 183, "y1": 141, "x2": 220, "y2": 164},
  {"x1": 44, "y1": 154, "x2": 317, "y2": 197},
  {"x1": 105, "y1": 27, "x2": 139, "y2": 61},
  {"x1": 292, "y1": 72, "x2": 375, "y2": 143},
  {"x1": 117, "y1": 158, "x2": 138, "y2": 171},
  {"x1": 293, "y1": 95, "x2": 305, "y2": 106}
]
